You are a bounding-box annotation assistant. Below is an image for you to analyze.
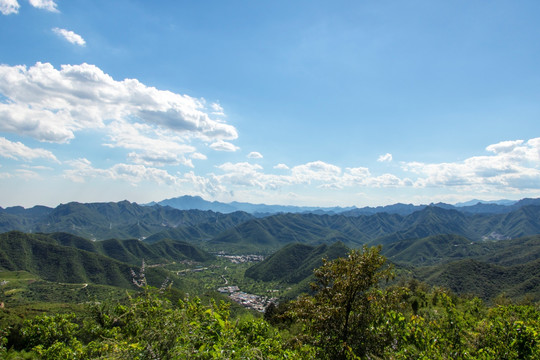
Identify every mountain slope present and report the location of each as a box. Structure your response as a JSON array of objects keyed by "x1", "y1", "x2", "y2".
[
  {"x1": 381, "y1": 234, "x2": 540, "y2": 266},
  {"x1": 0, "y1": 231, "x2": 201, "y2": 290},
  {"x1": 245, "y1": 242, "x2": 349, "y2": 284},
  {"x1": 44, "y1": 232, "x2": 214, "y2": 265},
  {"x1": 0, "y1": 201, "x2": 254, "y2": 241},
  {"x1": 0, "y1": 231, "x2": 136, "y2": 288},
  {"x1": 208, "y1": 205, "x2": 540, "y2": 253},
  {"x1": 415, "y1": 258, "x2": 540, "y2": 301}
]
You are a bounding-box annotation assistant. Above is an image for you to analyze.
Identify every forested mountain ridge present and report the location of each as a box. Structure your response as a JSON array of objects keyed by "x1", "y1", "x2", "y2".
[
  {"x1": 0, "y1": 200, "x2": 254, "y2": 241},
  {"x1": 2, "y1": 200, "x2": 540, "y2": 254},
  {"x1": 0, "y1": 231, "x2": 213, "y2": 291},
  {"x1": 246, "y1": 234, "x2": 540, "y2": 302},
  {"x1": 209, "y1": 204, "x2": 540, "y2": 252},
  {"x1": 154, "y1": 195, "x2": 540, "y2": 215}
]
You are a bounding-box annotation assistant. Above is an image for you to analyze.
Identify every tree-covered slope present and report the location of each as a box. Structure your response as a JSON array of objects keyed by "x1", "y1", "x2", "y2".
[
  {"x1": 381, "y1": 234, "x2": 540, "y2": 267},
  {"x1": 415, "y1": 258, "x2": 540, "y2": 301},
  {"x1": 207, "y1": 205, "x2": 540, "y2": 253},
  {"x1": 42, "y1": 232, "x2": 214, "y2": 265},
  {"x1": 245, "y1": 242, "x2": 349, "y2": 284},
  {"x1": 0, "y1": 231, "x2": 136, "y2": 288},
  {"x1": 0, "y1": 200, "x2": 254, "y2": 241},
  {"x1": 0, "y1": 231, "x2": 209, "y2": 290}
]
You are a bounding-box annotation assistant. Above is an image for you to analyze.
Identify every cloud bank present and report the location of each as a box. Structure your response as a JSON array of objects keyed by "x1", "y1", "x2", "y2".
[{"x1": 0, "y1": 62, "x2": 239, "y2": 166}]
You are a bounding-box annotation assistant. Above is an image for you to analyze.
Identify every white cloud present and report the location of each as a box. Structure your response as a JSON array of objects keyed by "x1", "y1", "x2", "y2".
[
  {"x1": 52, "y1": 28, "x2": 86, "y2": 46},
  {"x1": 103, "y1": 120, "x2": 198, "y2": 167},
  {"x1": 183, "y1": 171, "x2": 226, "y2": 197},
  {"x1": 127, "y1": 151, "x2": 193, "y2": 168},
  {"x1": 210, "y1": 140, "x2": 239, "y2": 152},
  {"x1": 0, "y1": 0, "x2": 19, "y2": 15},
  {"x1": 0, "y1": 137, "x2": 59, "y2": 162},
  {"x1": 210, "y1": 102, "x2": 225, "y2": 116},
  {"x1": 64, "y1": 158, "x2": 181, "y2": 185},
  {"x1": 486, "y1": 139, "x2": 524, "y2": 154},
  {"x1": 217, "y1": 162, "x2": 263, "y2": 173},
  {"x1": 377, "y1": 153, "x2": 393, "y2": 162},
  {"x1": 215, "y1": 162, "x2": 272, "y2": 188},
  {"x1": 0, "y1": 62, "x2": 238, "y2": 162},
  {"x1": 402, "y1": 137, "x2": 540, "y2": 191},
  {"x1": 29, "y1": 0, "x2": 58, "y2": 12},
  {"x1": 291, "y1": 161, "x2": 342, "y2": 184},
  {"x1": 247, "y1": 151, "x2": 263, "y2": 159},
  {"x1": 274, "y1": 163, "x2": 289, "y2": 170},
  {"x1": 203, "y1": 137, "x2": 540, "y2": 196},
  {"x1": 191, "y1": 152, "x2": 207, "y2": 160}
]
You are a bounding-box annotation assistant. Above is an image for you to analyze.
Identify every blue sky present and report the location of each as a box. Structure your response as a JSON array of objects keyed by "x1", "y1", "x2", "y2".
[{"x1": 1, "y1": 0, "x2": 539, "y2": 208}]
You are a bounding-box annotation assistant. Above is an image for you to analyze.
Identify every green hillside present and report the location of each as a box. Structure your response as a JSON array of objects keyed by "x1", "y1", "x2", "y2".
[
  {"x1": 208, "y1": 205, "x2": 540, "y2": 253},
  {"x1": 0, "y1": 231, "x2": 211, "y2": 291},
  {"x1": 0, "y1": 231, "x2": 136, "y2": 288},
  {"x1": 381, "y1": 234, "x2": 540, "y2": 267},
  {"x1": 0, "y1": 201, "x2": 254, "y2": 241},
  {"x1": 245, "y1": 242, "x2": 349, "y2": 284},
  {"x1": 415, "y1": 258, "x2": 540, "y2": 301},
  {"x1": 42, "y1": 232, "x2": 214, "y2": 265}
]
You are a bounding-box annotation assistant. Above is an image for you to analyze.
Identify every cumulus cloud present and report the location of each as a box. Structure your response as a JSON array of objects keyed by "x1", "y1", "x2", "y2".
[
  {"x1": 191, "y1": 152, "x2": 207, "y2": 160},
  {"x1": 0, "y1": 0, "x2": 19, "y2": 15},
  {"x1": 0, "y1": 62, "x2": 238, "y2": 164},
  {"x1": 29, "y1": 0, "x2": 58, "y2": 12},
  {"x1": 247, "y1": 151, "x2": 263, "y2": 159},
  {"x1": 485, "y1": 139, "x2": 525, "y2": 154},
  {"x1": 183, "y1": 171, "x2": 226, "y2": 197},
  {"x1": 274, "y1": 163, "x2": 289, "y2": 170},
  {"x1": 53, "y1": 137, "x2": 540, "y2": 199},
  {"x1": 211, "y1": 160, "x2": 344, "y2": 191},
  {"x1": 210, "y1": 140, "x2": 239, "y2": 152},
  {"x1": 206, "y1": 137, "x2": 540, "y2": 195},
  {"x1": 215, "y1": 162, "x2": 282, "y2": 189},
  {"x1": 0, "y1": 137, "x2": 59, "y2": 162},
  {"x1": 291, "y1": 161, "x2": 342, "y2": 184},
  {"x1": 377, "y1": 153, "x2": 393, "y2": 162},
  {"x1": 52, "y1": 28, "x2": 86, "y2": 46},
  {"x1": 402, "y1": 137, "x2": 540, "y2": 191},
  {"x1": 127, "y1": 151, "x2": 194, "y2": 168},
  {"x1": 64, "y1": 158, "x2": 180, "y2": 185}
]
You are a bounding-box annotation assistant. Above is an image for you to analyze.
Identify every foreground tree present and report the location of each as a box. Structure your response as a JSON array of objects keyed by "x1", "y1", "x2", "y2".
[{"x1": 289, "y1": 245, "x2": 402, "y2": 359}]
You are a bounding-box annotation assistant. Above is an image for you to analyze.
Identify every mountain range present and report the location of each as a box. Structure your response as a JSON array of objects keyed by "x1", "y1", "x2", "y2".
[
  {"x1": 151, "y1": 195, "x2": 540, "y2": 216},
  {"x1": 2, "y1": 197, "x2": 540, "y2": 302},
  {"x1": 2, "y1": 199, "x2": 540, "y2": 254},
  {"x1": 245, "y1": 234, "x2": 540, "y2": 301}
]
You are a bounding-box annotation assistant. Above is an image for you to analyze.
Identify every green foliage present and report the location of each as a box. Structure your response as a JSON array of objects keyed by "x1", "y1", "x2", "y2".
[
  {"x1": 289, "y1": 245, "x2": 400, "y2": 359},
  {"x1": 1, "y1": 247, "x2": 539, "y2": 360},
  {"x1": 416, "y1": 258, "x2": 540, "y2": 302},
  {"x1": 383, "y1": 293, "x2": 540, "y2": 359},
  {"x1": 20, "y1": 313, "x2": 79, "y2": 349},
  {"x1": 7, "y1": 285, "x2": 311, "y2": 359}
]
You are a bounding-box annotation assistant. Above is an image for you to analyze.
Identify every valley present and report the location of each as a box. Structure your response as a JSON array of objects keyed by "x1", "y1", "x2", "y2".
[{"x1": 1, "y1": 198, "x2": 539, "y2": 358}]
